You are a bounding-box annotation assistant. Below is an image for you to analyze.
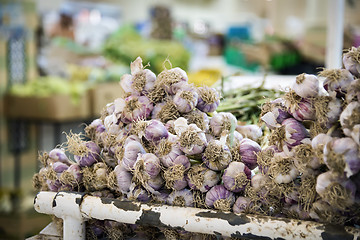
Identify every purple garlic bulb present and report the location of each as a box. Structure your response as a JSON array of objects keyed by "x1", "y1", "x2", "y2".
[
  {"x1": 196, "y1": 86, "x2": 220, "y2": 113},
  {"x1": 173, "y1": 85, "x2": 199, "y2": 113},
  {"x1": 282, "y1": 118, "x2": 309, "y2": 149},
  {"x1": 157, "y1": 67, "x2": 188, "y2": 95},
  {"x1": 49, "y1": 148, "x2": 71, "y2": 165},
  {"x1": 74, "y1": 141, "x2": 101, "y2": 167},
  {"x1": 238, "y1": 138, "x2": 261, "y2": 170},
  {"x1": 223, "y1": 162, "x2": 251, "y2": 192},
  {"x1": 186, "y1": 164, "x2": 219, "y2": 192},
  {"x1": 144, "y1": 119, "x2": 169, "y2": 143},
  {"x1": 343, "y1": 46, "x2": 360, "y2": 78},
  {"x1": 289, "y1": 98, "x2": 316, "y2": 122},
  {"x1": 202, "y1": 139, "x2": 232, "y2": 171},
  {"x1": 117, "y1": 95, "x2": 154, "y2": 124},
  {"x1": 205, "y1": 185, "x2": 235, "y2": 212}
]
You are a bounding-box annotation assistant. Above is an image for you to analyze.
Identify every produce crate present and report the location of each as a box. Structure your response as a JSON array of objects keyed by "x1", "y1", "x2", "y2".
[
  {"x1": 33, "y1": 191, "x2": 360, "y2": 240},
  {"x1": 4, "y1": 94, "x2": 91, "y2": 122},
  {"x1": 88, "y1": 82, "x2": 124, "y2": 117}
]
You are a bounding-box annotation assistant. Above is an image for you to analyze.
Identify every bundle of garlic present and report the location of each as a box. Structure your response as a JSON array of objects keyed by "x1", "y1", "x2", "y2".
[
  {"x1": 33, "y1": 56, "x2": 264, "y2": 239},
  {"x1": 249, "y1": 47, "x2": 360, "y2": 226}
]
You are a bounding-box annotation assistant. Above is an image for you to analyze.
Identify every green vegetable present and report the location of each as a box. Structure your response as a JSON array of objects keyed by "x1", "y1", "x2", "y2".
[
  {"x1": 102, "y1": 25, "x2": 190, "y2": 75},
  {"x1": 217, "y1": 77, "x2": 281, "y2": 124},
  {"x1": 9, "y1": 76, "x2": 88, "y2": 104}
]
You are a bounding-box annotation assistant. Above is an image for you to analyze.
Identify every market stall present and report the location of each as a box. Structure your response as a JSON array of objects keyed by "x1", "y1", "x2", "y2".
[{"x1": 1, "y1": 1, "x2": 360, "y2": 239}]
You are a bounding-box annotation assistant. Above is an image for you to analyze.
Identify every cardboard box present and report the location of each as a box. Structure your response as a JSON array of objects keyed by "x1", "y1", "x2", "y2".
[
  {"x1": 4, "y1": 93, "x2": 91, "y2": 122},
  {"x1": 89, "y1": 82, "x2": 124, "y2": 117}
]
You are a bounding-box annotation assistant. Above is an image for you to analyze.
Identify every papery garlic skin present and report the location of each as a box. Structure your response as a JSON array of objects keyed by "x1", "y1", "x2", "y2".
[
  {"x1": 282, "y1": 118, "x2": 310, "y2": 149},
  {"x1": 322, "y1": 69, "x2": 354, "y2": 95},
  {"x1": 186, "y1": 164, "x2": 219, "y2": 192},
  {"x1": 144, "y1": 119, "x2": 169, "y2": 144},
  {"x1": 290, "y1": 98, "x2": 316, "y2": 122},
  {"x1": 274, "y1": 166, "x2": 299, "y2": 184},
  {"x1": 343, "y1": 47, "x2": 360, "y2": 78},
  {"x1": 345, "y1": 79, "x2": 360, "y2": 103},
  {"x1": 236, "y1": 124, "x2": 262, "y2": 142},
  {"x1": 49, "y1": 148, "x2": 71, "y2": 165},
  {"x1": 340, "y1": 101, "x2": 360, "y2": 145},
  {"x1": 175, "y1": 118, "x2": 207, "y2": 155},
  {"x1": 325, "y1": 94, "x2": 343, "y2": 127},
  {"x1": 251, "y1": 173, "x2": 270, "y2": 191},
  {"x1": 156, "y1": 135, "x2": 184, "y2": 168},
  {"x1": 238, "y1": 138, "x2": 261, "y2": 170},
  {"x1": 112, "y1": 165, "x2": 132, "y2": 194},
  {"x1": 120, "y1": 57, "x2": 156, "y2": 95},
  {"x1": 311, "y1": 133, "x2": 332, "y2": 150},
  {"x1": 205, "y1": 185, "x2": 235, "y2": 211},
  {"x1": 183, "y1": 108, "x2": 210, "y2": 132},
  {"x1": 210, "y1": 112, "x2": 237, "y2": 137},
  {"x1": 127, "y1": 183, "x2": 152, "y2": 203},
  {"x1": 121, "y1": 140, "x2": 146, "y2": 170},
  {"x1": 173, "y1": 87, "x2": 199, "y2": 113},
  {"x1": 118, "y1": 95, "x2": 154, "y2": 124},
  {"x1": 167, "y1": 188, "x2": 194, "y2": 207},
  {"x1": 268, "y1": 151, "x2": 299, "y2": 184},
  {"x1": 52, "y1": 161, "x2": 69, "y2": 173},
  {"x1": 145, "y1": 174, "x2": 164, "y2": 193},
  {"x1": 316, "y1": 171, "x2": 356, "y2": 209},
  {"x1": 74, "y1": 142, "x2": 101, "y2": 167},
  {"x1": 202, "y1": 139, "x2": 232, "y2": 171},
  {"x1": 233, "y1": 197, "x2": 254, "y2": 214},
  {"x1": 292, "y1": 73, "x2": 320, "y2": 98},
  {"x1": 104, "y1": 113, "x2": 123, "y2": 135},
  {"x1": 196, "y1": 86, "x2": 220, "y2": 113},
  {"x1": 157, "y1": 67, "x2": 188, "y2": 95},
  {"x1": 323, "y1": 137, "x2": 360, "y2": 178},
  {"x1": 135, "y1": 153, "x2": 161, "y2": 179},
  {"x1": 261, "y1": 98, "x2": 291, "y2": 129},
  {"x1": 222, "y1": 162, "x2": 251, "y2": 192},
  {"x1": 63, "y1": 164, "x2": 82, "y2": 186}
]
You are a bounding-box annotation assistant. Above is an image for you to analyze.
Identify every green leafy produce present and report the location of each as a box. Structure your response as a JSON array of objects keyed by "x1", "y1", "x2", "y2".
[
  {"x1": 9, "y1": 76, "x2": 89, "y2": 104},
  {"x1": 103, "y1": 25, "x2": 190, "y2": 74},
  {"x1": 217, "y1": 77, "x2": 281, "y2": 124}
]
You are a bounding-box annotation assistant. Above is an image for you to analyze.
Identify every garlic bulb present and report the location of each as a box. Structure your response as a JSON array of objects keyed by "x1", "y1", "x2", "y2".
[
  {"x1": 340, "y1": 101, "x2": 360, "y2": 145},
  {"x1": 235, "y1": 124, "x2": 262, "y2": 141},
  {"x1": 173, "y1": 84, "x2": 199, "y2": 113},
  {"x1": 196, "y1": 86, "x2": 220, "y2": 113},
  {"x1": 202, "y1": 136, "x2": 232, "y2": 171},
  {"x1": 323, "y1": 137, "x2": 360, "y2": 178},
  {"x1": 210, "y1": 112, "x2": 237, "y2": 137},
  {"x1": 292, "y1": 73, "x2": 320, "y2": 98},
  {"x1": 157, "y1": 67, "x2": 188, "y2": 95},
  {"x1": 205, "y1": 185, "x2": 235, "y2": 212},
  {"x1": 222, "y1": 162, "x2": 251, "y2": 192},
  {"x1": 320, "y1": 69, "x2": 354, "y2": 96},
  {"x1": 174, "y1": 117, "x2": 207, "y2": 155},
  {"x1": 342, "y1": 46, "x2": 360, "y2": 77},
  {"x1": 120, "y1": 57, "x2": 156, "y2": 95}
]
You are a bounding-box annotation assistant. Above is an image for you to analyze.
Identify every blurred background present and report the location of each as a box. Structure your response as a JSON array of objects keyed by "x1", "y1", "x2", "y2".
[{"x1": 0, "y1": 0, "x2": 359, "y2": 239}]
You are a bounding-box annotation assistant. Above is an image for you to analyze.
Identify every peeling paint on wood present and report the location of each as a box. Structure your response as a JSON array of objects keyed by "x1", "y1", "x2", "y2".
[
  {"x1": 75, "y1": 197, "x2": 82, "y2": 205},
  {"x1": 135, "y1": 209, "x2": 166, "y2": 228},
  {"x1": 231, "y1": 231, "x2": 273, "y2": 240},
  {"x1": 34, "y1": 192, "x2": 360, "y2": 240},
  {"x1": 195, "y1": 211, "x2": 250, "y2": 225},
  {"x1": 100, "y1": 198, "x2": 141, "y2": 212}
]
